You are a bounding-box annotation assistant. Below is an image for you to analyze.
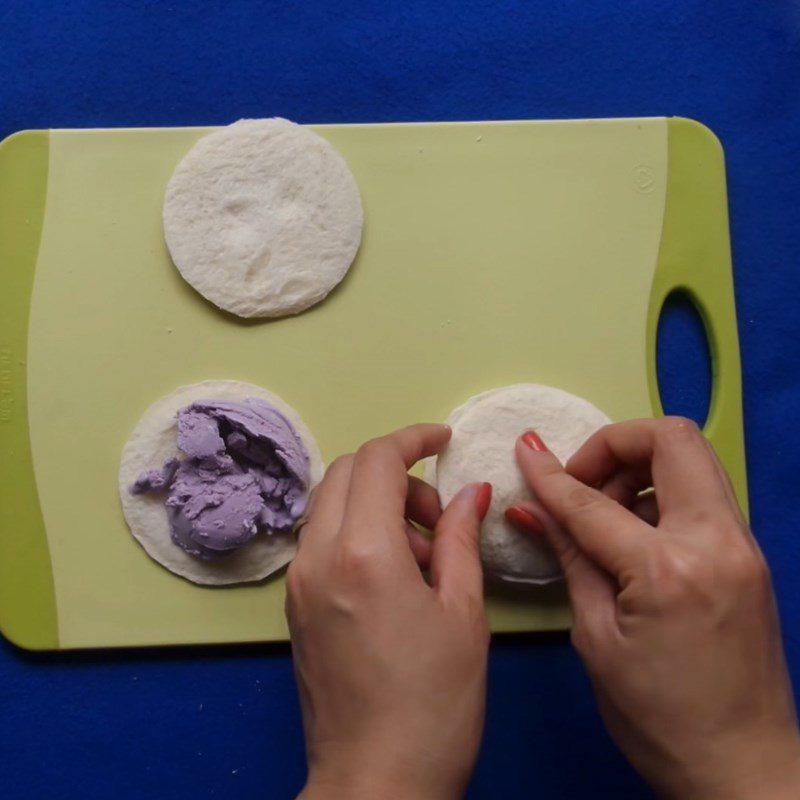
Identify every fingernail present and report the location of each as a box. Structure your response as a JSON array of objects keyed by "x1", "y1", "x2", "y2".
[
  {"x1": 521, "y1": 430, "x2": 548, "y2": 452},
  {"x1": 505, "y1": 505, "x2": 545, "y2": 535},
  {"x1": 475, "y1": 482, "x2": 492, "y2": 521}
]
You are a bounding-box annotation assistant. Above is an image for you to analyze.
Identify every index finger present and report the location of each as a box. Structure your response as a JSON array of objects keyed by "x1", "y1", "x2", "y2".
[
  {"x1": 566, "y1": 418, "x2": 733, "y2": 522},
  {"x1": 342, "y1": 424, "x2": 451, "y2": 548},
  {"x1": 516, "y1": 436, "x2": 647, "y2": 577}
]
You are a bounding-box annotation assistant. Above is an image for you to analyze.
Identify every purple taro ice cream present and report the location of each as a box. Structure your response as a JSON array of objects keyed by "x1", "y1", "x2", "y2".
[{"x1": 132, "y1": 398, "x2": 310, "y2": 560}]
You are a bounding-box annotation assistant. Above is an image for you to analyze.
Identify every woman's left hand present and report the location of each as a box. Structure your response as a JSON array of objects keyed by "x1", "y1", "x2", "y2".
[{"x1": 288, "y1": 424, "x2": 491, "y2": 800}]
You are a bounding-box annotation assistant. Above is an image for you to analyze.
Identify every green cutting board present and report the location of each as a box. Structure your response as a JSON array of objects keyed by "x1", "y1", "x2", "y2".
[{"x1": 0, "y1": 117, "x2": 745, "y2": 650}]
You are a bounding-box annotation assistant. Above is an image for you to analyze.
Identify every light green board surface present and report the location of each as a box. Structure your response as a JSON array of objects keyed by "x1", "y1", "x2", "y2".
[{"x1": 0, "y1": 117, "x2": 746, "y2": 650}]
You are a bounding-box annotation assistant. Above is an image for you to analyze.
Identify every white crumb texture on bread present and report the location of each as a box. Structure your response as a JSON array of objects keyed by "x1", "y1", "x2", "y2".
[
  {"x1": 431, "y1": 384, "x2": 611, "y2": 584},
  {"x1": 163, "y1": 118, "x2": 363, "y2": 318}
]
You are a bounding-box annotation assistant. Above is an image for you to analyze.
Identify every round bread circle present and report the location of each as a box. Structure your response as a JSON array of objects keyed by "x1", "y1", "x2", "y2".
[
  {"x1": 427, "y1": 384, "x2": 611, "y2": 584},
  {"x1": 163, "y1": 118, "x2": 363, "y2": 318},
  {"x1": 119, "y1": 380, "x2": 324, "y2": 586}
]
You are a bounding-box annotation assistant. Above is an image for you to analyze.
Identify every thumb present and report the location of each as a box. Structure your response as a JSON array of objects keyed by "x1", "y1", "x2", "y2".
[{"x1": 430, "y1": 482, "x2": 490, "y2": 609}]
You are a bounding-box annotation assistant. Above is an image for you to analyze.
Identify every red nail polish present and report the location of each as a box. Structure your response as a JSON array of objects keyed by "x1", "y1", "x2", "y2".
[
  {"x1": 521, "y1": 430, "x2": 548, "y2": 452},
  {"x1": 475, "y1": 482, "x2": 492, "y2": 521},
  {"x1": 505, "y1": 506, "x2": 545, "y2": 535}
]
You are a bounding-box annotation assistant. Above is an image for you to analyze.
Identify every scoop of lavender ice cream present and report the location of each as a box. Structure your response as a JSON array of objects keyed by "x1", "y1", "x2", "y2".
[{"x1": 131, "y1": 398, "x2": 310, "y2": 560}]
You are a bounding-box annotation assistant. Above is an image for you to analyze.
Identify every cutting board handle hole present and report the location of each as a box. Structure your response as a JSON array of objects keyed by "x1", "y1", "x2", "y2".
[{"x1": 656, "y1": 290, "x2": 712, "y2": 428}]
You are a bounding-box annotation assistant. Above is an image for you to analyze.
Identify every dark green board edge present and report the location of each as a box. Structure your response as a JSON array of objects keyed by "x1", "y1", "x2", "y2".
[
  {"x1": 647, "y1": 117, "x2": 748, "y2": 516},
  {"x1": 0, "y1": 130, "x2": 58, "y2": 650}
]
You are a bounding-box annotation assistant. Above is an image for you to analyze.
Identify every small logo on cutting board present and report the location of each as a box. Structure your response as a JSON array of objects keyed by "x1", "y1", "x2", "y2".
[
  {"x1": 633, "y1": 165, "x2": 655, "y2": 194},
  {"x1": 0, "y1": 347, "x2": 13, "y2": 423}
]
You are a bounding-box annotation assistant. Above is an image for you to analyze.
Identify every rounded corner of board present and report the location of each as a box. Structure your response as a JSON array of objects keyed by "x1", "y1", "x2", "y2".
[
  {"x1": 0, "y1": 612, "x2": 58, "y2": 652},
  {"x1": 0, "y1": 128, "x2": 49, "y2": 157},
  {"x1": 668, "y1": 117, "x2": 725, "y2": 160}
]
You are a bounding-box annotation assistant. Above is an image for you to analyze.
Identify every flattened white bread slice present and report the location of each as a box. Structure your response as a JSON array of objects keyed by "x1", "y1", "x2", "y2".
[
  {"x1": 119, "y1": 380, "x2": 324, "y2": 586},
  {"x1": 163, "y1": 118, "x2": 363, "y2": 318},
  {"x1": 429, "y1": 384, "x2": 611, "y2": 584}
]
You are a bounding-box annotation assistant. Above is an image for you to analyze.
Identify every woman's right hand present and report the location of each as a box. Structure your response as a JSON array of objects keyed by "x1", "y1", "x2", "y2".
[{"x1": 508, "y1": 418, "x2": 800, "y2": 800}]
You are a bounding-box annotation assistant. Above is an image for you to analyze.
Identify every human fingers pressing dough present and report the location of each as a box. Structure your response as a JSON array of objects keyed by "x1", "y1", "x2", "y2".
[
  {"x1": 163, "y1": 118, "x2": 363, "y2": 318},
  {"x1": 427, "y1": 384, "x2": 611, "y2": 583},
  {"x1": 120, "y1": 380, "x2": 324, "y2": 585}
]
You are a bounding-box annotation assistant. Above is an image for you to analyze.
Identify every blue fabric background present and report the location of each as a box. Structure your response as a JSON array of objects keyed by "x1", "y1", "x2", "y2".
[{"x1": 1, "y1": 2, "x2": 798, "y2": 797}]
